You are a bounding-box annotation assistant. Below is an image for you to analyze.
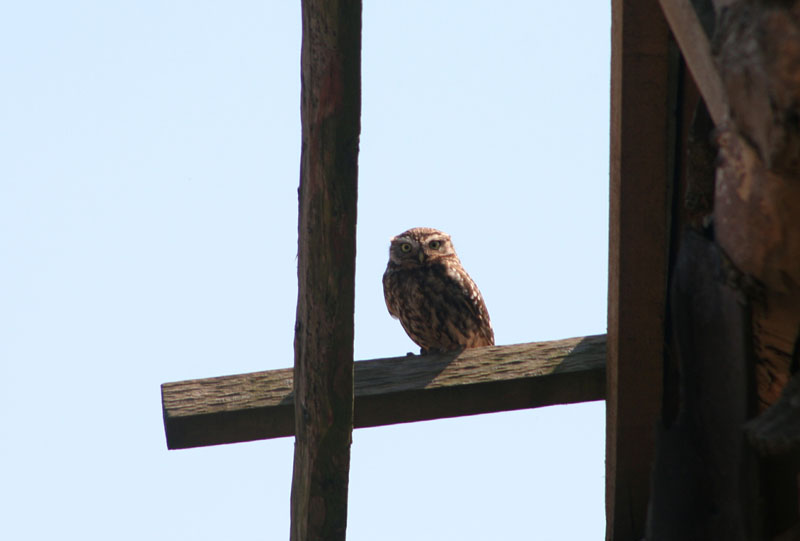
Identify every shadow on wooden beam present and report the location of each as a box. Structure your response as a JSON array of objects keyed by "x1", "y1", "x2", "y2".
[{"x1": 161, "y1": 334, "x2": 606, "y2": 450}]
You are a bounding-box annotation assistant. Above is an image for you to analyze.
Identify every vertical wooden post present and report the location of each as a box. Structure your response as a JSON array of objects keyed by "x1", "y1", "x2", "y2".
[
  {"x1": 290, "y1": 1, "x2": 361, "y2": 540},
  {"x1": 607, "y1": 0, "x2": 671, "y2": 539}
]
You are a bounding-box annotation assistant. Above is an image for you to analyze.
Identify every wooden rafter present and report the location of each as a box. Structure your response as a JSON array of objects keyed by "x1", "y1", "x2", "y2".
[
  {"x1": 658, "y1": 0, "x2": 730, "y2": 124},
  {"x1": 607, "y1": 0, "x2": 672, "y2": 539},
  {"x1": 162, "y1": 335, "x2": 606, "y2": 450}
]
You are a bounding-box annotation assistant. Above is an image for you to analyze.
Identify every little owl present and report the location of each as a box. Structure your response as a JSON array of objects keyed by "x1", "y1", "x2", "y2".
[{"x1": 383, "y1": 227, "x2": 494, "y2": 354}]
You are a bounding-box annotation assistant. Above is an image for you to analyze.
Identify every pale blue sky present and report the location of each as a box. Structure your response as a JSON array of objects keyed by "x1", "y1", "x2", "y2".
[{"x1": 1, "y1": 2, "x2": 610, "y2": 539}]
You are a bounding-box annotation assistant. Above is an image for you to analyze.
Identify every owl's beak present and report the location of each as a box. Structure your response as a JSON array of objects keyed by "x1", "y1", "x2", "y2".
[{"x1": 418, "y1": 251, "x2": 425, "y2": 264}]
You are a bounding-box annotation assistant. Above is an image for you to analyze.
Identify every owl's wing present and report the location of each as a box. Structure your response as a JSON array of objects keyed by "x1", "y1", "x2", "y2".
[
  {"x1": 382, "y1": 269, "x2": 400, "y2": 319},
  {"x1": 443, "y1": 266, "x2": 495, "y2": 346}
]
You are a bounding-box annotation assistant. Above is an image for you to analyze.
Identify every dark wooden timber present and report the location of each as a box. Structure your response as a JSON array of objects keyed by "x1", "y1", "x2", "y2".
[
  {"x1": 648, "y1": 231, "x2": 760, "y2": 540},
  {"x1": 290, "y1": 1, "x2": 361, "y2": 539},
  {"x1": 658, "y1": 0, "x2": 729, "y2": 124},
  {"x1": 162, "y1": 335, "x2": 606, "y2": 449},
  {"x1": 607, "y1": 0, "x2": 672, "y2": 539}
]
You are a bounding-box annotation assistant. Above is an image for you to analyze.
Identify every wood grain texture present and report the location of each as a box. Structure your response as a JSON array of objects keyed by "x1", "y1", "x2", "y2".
[
  {"x1": 712, "y1": 4, "x2": 800, "y2": 534},
  {"x1": 608, "y1": 0, "x2": 671, "y2": 538},
  {"x1": 648, "y1": 231, "x2": 759, "y2": 541},
  {"x1": 291, "y1": 1, "x2": 361, "y2": 539},
  {"x1": 162, "y1": 335, "x2": 606, "y2": 449},
  {"x1": 659, "y1": 0, "x2": 729, "y2": 125},
  {"x1": 714, "y1": 2, "x2": 800, "y2": 177}
]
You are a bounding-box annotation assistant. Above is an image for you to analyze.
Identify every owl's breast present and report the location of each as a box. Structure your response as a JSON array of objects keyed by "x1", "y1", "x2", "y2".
[{"x1": 383, "y1": 262, "x2": 493, "y2": 351}]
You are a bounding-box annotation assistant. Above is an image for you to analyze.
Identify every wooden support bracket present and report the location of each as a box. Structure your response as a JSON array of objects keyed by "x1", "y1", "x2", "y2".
[{"x1": 659, "y1": 0, "x2": 730, "y2": 124}]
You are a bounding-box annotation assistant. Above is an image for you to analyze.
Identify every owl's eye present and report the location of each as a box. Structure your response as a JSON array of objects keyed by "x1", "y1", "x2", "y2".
[
  {"x1": 428, "y1": 240, "x2": 441, "y2": 250},
  {"x1": 400, "y1": 243, "x2": 412, "y2": 253}
]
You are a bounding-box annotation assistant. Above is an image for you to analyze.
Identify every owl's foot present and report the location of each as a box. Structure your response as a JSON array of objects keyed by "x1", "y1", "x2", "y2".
[{"x1": 420, "y1": 346, "x2": 466, "y2": 356}]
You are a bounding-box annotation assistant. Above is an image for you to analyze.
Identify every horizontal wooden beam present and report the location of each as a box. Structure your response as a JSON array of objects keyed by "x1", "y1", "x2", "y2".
[{"x1": 162, "y1": 334, "x2": 606, "y2": 449}]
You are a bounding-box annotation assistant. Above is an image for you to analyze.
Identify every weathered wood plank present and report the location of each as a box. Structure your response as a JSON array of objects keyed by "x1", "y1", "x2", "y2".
[
  {"x1": 291, "y1": 1, "x2": 361, "y2": 539},
  {"x1": 608, "y1": 0, "x2": 671, "y2": 539},
  {"x1": 648, "y1": 231, "x2": 759, "y2": 541},
  {"x1": 162, "y1": 335, "x2": 606, "y2": 450},
  {"x1": 711, "y1": 4, "x2": 800, "y2": 534},
  {"x1": 658, "y1": 0, "x2": 729, "y2": 125}
]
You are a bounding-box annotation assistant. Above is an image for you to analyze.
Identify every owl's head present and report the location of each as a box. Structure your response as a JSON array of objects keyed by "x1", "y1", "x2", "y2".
[{"x1": 387, "y1": 227, "x2": 459, "y2": 267}]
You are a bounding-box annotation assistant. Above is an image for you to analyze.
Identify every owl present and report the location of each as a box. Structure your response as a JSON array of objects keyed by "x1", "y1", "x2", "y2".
[{"x1": 383, "y1": 227, "x2": 494, "y2": 354}]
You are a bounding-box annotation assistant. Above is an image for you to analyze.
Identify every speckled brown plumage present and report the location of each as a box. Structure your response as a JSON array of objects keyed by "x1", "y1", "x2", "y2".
[{"x1": 382, "y1": 227, "x2": 494, "y2": 354}]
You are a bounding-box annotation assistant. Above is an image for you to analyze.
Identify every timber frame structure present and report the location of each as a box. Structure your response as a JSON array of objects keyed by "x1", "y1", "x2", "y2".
[{"x1": 161, "y1": 1, "x2": 800, "y2": 539}]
